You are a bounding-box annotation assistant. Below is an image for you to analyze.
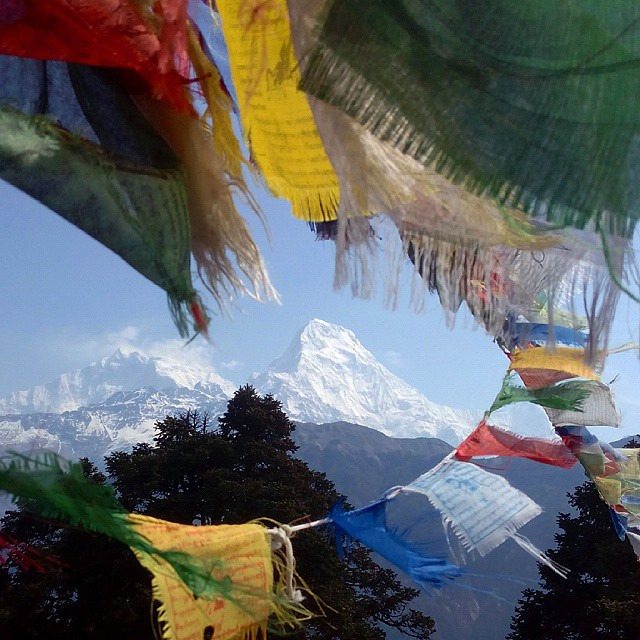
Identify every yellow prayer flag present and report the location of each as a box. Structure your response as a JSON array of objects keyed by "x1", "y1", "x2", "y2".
[
  {"x1": 216, "y1": 0, "x2": 340, "y2": 221},
  {"x1": 129, "y1": 514, "x2": 273, "y2": 640},
  {"x1": 509, "y1": 347, "x2": 599, "y2": 389},
  {"x1": 594, "y1": 476, "x2": 622, "y2": 506},
  {"x1": 619, "y1": 449, "x2": 640, "y2": 479}
]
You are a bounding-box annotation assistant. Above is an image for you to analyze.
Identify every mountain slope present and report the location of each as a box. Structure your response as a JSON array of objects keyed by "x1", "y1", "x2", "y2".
[
  {"x1": 254, "y1": 319, "x2": 479, "y2": 444},
  {"x1": 293, "y1": 421, "x2": 583, "y2": 640},
  {"x1": 294, "y1": 420, "x2": 452, "y2": 505},
  {"x1": 0, "y1": 385, "x2": 232, "y2": 459},
  {"x1": 0, "y1": 348, "x2": 235, "y2": 415}
]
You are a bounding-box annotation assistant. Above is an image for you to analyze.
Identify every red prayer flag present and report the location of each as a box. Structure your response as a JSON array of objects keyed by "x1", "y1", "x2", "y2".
[
  {"x1": 0, "y1": 0, "x2": 194, "y2": 113},
  {"x1": 455, "y1": 421, "x2": 577, "y2": 469},
  {"x1": 0, "y1": 532, "x2": 67, "y2": 571}
]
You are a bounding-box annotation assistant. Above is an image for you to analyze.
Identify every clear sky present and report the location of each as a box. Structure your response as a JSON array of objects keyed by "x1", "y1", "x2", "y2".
[{"x1": 1, "y1": 177, "x2": 639, "y2": 440}]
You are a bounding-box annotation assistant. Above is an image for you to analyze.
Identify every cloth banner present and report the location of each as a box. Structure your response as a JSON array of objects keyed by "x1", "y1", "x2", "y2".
[
  {"x1": 0, "y1": 10, "x2": 277, "y2": 335},
  {"x1": 455, "y1": 422, "x2": 576, "y2": 469},
  {"x1": 627, "y1": 530, "x2": 640, "y2": 559},
  {"x1": 0, "y1": 451, "x2": 316, "y2": 634},
  {"x1": 0, "y1": 450, "x2": 243, "y2": 599},
  {"x1": 590, "y1": 449, "x2": 640, "y2": 550},
  {"x1": 403, "y1": 458, "x2": 542, "y2": 556},
  {"x1": 554, "y1": 426, "x2": 623, "y2": 478},
  {"x1": 609, "y1": 507, "x2": 628, "y2": 541},
  {"x1": 509, "y1": 347, "x2": 599, "y2": 389},
  {"x1": 552, "y1": 426, "x2": 640, "y2": 554},
  {"x1": 0, "y1": 532, "x2": 66, "y2": 572},
  {"x1": 130, "y1": 514, "x2": 273, "y2": 640},
  {"x1": 614, "y1": 449, "x2": 640, "y2": 517},
  {"x1": 0, "y1": 54, "x2": 205, "y2": 335},
  {"x1": 544, "y1": 381, "x2": 620, "y2": 427},
  {"x1": 488, "y1": 376, "x2": 591, "y2": 414},
  {"x1": 0, "y1": 0, "x2": 193, "y2": 113},
  {"x1": 216, "y1": 0, "x2": 340, "y2": 221},
  {"x1": 330, "y1": 498, "x2": 463, "y2": 588},
  {"x1": 301, "y1": 0, "x2": 640, "y2": 237},
  {"x1": 0, "y1": 96, "x2": 198, "y2": 335},
  {"x1": 511, "y1": 323, "x2": 587, "y2": 349},
  {"x1": 626, "y1": 517, "x2": 640, "y2": 558}
]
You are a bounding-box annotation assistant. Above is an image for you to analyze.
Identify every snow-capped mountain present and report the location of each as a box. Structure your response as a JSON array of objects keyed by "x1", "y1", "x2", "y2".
[
  {"x1": 0, "y1": 319, "x2": 492, "y2": 459},
  {"x1": 252, "y1": 318, "x2": 480, "y2": 443},
  {"x1": 0, "y1": 349, "x2": 234, "y2": 458},
  {"x1": 0, "y1": 348, "x2": 235, "y2": 415},
  {"x1": 0, "y1": 385, "x2": 232, "y2": 459}
]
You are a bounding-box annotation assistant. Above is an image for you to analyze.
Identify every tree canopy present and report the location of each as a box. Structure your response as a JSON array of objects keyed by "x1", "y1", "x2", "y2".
[
  {"x1": 0, "y1": 385, "x2": 435, "y2": 639},
  {"x1": 509, "y1": 458, "x2": 640, "y2": 639}
]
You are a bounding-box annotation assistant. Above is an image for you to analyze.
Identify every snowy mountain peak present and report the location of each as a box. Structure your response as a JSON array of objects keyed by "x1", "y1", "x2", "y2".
[
  {"x1": 301, "y1": 318, "x2": 358, "y2": 344},
  {"x1": 0, "y1": 349, "x2": 235, "y2": 416},
  {"x1": 299, "y1": 319, "x2": 363, "y2": 358},
  {"x1": 253, "y1": 319, "x2": 479, "y2": 443},
  {"x1": 268, "y1": 318, "x2": 368, "y2": 374},
  {"x1": 0, "y1": 319, "x2": 495, "y2": 453}
]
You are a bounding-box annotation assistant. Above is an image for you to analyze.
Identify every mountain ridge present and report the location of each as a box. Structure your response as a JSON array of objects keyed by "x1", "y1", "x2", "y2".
[
  {"x1": 0, "y1": 319, "x2": 483, "y2": 448},
  {"x1": 0, "y1": 348, "x2": 235, "y2": 416},
  {"x1": 252, "y1": 318, "x2": 479, "y2": 443}
]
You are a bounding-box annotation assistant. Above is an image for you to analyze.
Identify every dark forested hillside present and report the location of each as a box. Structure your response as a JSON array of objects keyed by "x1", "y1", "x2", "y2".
[{"x1": 294, "y1": 421, "x2": 585, "y2": 640}]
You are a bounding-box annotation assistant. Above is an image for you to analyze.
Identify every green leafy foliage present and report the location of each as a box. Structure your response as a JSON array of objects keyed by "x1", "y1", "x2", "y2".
[{"x1": 0, "y1": 385, "x2": 435, "y2": 639}]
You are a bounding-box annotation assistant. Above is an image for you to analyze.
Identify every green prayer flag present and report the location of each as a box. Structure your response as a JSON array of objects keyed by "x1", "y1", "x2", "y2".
[
  {"x1": 302, "y1": 0, "x2": 640, "y2": 236},
  {"x1": 0, "y1": 103, "x2": 199, "y2": 336},
  {"x1": 0, "y1": 451, "x2": 231, "y2": 600},
  {"x1": 489, "y1": 375, "x2": 591, "y2": 414}
]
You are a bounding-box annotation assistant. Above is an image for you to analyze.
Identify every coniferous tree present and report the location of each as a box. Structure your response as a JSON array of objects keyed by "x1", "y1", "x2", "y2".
[
  {"x1": 0, "y1": 386, "x2": 435, "y2": 639},
  {"x1": 509, "y1": 439, "x2": 640, "y2": 640},
  {"x1": 0, "y1": 460, "x2": 151, "y2": 639}
]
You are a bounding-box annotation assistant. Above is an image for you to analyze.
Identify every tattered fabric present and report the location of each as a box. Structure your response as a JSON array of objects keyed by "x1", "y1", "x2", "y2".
[
  {"x1": 509, "y1": 347, "x2": 599, "y2": 389},
  {"x1": 610, "y1": 507, "x2": 628, "y2": 541},
  {"x1": 554, "y1": 426, "x2": 623, "y2": 479},
  {"x1": 455, "y1": 422, "x2": 577, "y2": 470},
  {"x1": 288, "y1": 0, "x2": 572, "y2": 317},
  {"x1": 406, "y1": 237, "x2": 565, "y2": 338},
  {"x1": 510, "y1": 323, "x2": 588, "y2": 349},
  {"x1": 288, "y1": 0, "x2": 563, "y2": 248},
  {"x1": 544, "y1": 381, "x2": 621, "y2": 427},
  {"x1": 330, "y1": 498, "x2": 463, "y2": 588},
  {"x1": 403, "y1": 458, "x2": 542, "y2": 556},
  {"x1": 0, "y1": 532, "x2": 66, "y2": 572},
  {"x1": 488, "y1": 376, "x2": 591, "y2": 414},
  {"x1": 559, "y1": 436, "x2": 640, "y2": 546},
  {"x1": 0, "y1": 57, "x2": 200, "y2": 335},
  {"x1": 626, "y1": 518, "x2": 640, "y2": 559},
  {"x1": 216, "y1": 0, "x2": 341, "y2": 221},
  {"x1": 130, "y1": 514, "x2": 274, "y2": 640},
  {"x1": 0, "y1": 450, "x2": 316, "y2": 629},
  {"x1": 301, "y1": 0, "x2": 640, "y2": 237},
  {"x1": 0, "y1": 106, "x2": 196, "y2": 333},
  {"x1": 612, "y1": 449, "x2": 640, "y2": 517},
  {"x1": 0, "y1": 0, "x2": 193, "y2": 113},
  {"x1": 0, "y1": 450, "x2": 238, "y2": 599}
]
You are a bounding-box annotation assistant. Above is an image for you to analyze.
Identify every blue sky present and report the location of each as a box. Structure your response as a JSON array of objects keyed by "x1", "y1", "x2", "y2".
[{"x1": 1, "y1": 177, "x2": 640, "y2": 440}]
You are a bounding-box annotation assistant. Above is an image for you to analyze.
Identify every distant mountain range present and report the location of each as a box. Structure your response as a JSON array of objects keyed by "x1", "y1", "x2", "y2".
[
  {"x1": 0, "y1": 320, "x2": 614, "y2": 639},
  {"x1": 0, "y1": 349, "x2": 233, "y2": 458},
  {"x1": 0, "y1": 347, "x2": 235, "y2": 416},
  {"x1": 0, "y1": 319, "x2": 490, "y2": 454}
]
